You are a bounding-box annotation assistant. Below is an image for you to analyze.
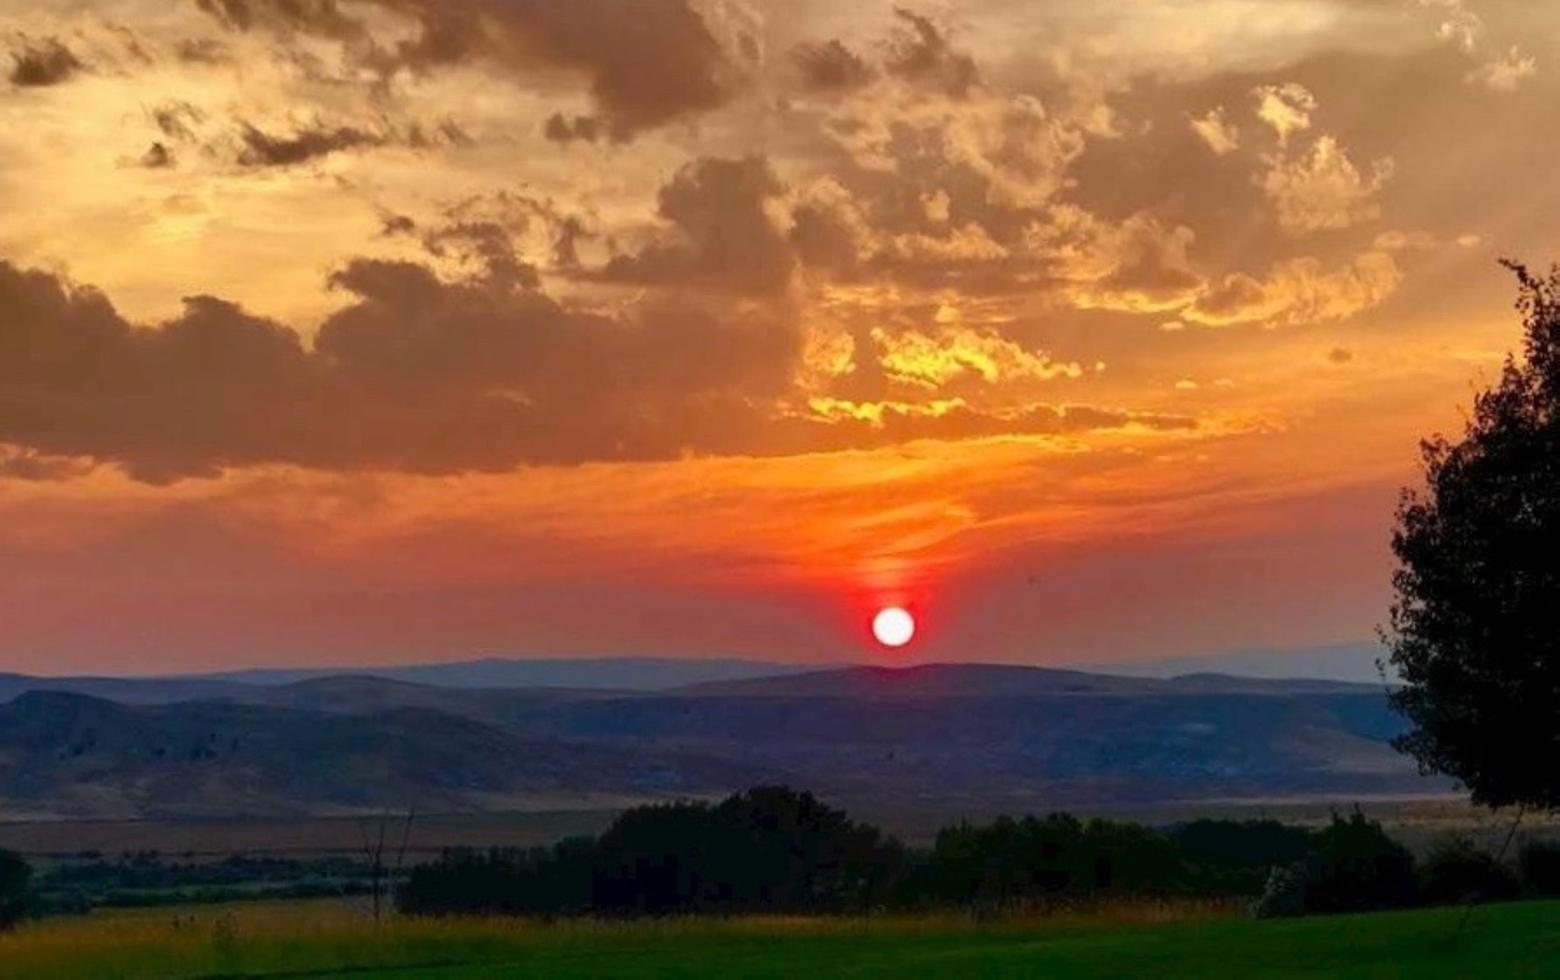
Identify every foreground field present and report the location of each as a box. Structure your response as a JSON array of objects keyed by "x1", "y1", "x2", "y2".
[{"x1": 1, "y1": 898, "x2": 1555, "y2": 978}]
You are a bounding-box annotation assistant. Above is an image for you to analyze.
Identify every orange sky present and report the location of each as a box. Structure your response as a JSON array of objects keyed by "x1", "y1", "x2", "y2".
[{"x1": 0, "y1": 0, "x2": 1555, "y2": 674}]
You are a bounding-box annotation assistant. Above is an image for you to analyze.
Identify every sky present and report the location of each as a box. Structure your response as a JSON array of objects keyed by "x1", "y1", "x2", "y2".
[{"x1": 0, "y1": 0, "x2": 1555, "y2": 675}]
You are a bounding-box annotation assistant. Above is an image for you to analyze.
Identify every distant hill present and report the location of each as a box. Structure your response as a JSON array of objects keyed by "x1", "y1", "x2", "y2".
[
  {"x1": 0, "y1": 662, "x2": 1436, "y2": 819},
  {"x1": 185, "y1": 656, "x2": 818, "y2": 691},
  {"x1": 0, "y1": 690, "x2": 756, "y2": 819},
  {"x1": 675, "y1": 663, "x2": 1383, "y2": 699},
  {"x1": 1085, "y1": 643, "x2": 1395, "y2": 684},
  {"x1": 0, "y1": 673, "x2": 252, "y2": 706}
]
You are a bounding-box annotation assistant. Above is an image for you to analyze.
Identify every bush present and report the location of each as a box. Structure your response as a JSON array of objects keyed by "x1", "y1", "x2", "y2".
[
  {"x1": 1419, "y1": 836, "x2": 1519, "y2": 906},
  {"x1": 0, "y1": 849, "x2": 33, "y2": 930},
  {"x1": 1297, "y1": 810, "x2": 1418, "y2": 914},
  {"x1": 1518, "y1": 839, "x2": 1560, "y2": 896},
  {"x1": 1175, "y1": 819, "x2": 1313, "y2": 896}
]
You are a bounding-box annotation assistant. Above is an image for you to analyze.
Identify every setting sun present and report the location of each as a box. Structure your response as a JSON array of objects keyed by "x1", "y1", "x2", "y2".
[{"x1": 872, "y1": 607, "x2": 916, "y2": 648}]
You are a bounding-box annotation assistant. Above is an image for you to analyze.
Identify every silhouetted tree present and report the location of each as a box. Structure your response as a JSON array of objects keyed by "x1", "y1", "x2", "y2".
[
  {"x1": 0, "y1": 848, "x2": 32, "y2": 930},
  {"x1": 1386, "y1": 262, "x2": 1560, "y2": 816},
  {"x1": 1294, "y1": 810, "x2": 1418, "y2": 914},
  {"x1": 399, "y1": 787, "x2": 906, "y2": 918}
]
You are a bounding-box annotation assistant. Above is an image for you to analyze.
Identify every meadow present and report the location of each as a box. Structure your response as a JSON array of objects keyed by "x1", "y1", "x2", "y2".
[{"x1": 1, "y1": 896, "x2": 1554, "y2": 979}]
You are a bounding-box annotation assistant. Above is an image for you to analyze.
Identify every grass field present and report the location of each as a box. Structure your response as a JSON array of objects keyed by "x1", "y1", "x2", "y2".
[{"x1": 1, "y1": 897, "x2": 1555, "y2": 978}]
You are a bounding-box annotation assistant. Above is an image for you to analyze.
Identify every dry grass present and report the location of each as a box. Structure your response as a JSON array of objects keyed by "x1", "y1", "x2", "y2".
[
  {"x1": 1, "y1": 896, "x2": 1553, "y2": 979},
  {"x1": 0, "y1": 895, "x2": 1235, "y2": 977}
]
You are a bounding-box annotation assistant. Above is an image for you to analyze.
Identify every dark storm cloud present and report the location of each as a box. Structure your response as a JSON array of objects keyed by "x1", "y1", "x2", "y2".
[
  {"x1": 196, "y1": 0, "x2": 748, "y2": 140},
  {"x1": 792, "y1": 39, "x2": 874, "y2": 92},
  {"x1": 7, "y1": 37, "x2": 83, "y2": 87}
]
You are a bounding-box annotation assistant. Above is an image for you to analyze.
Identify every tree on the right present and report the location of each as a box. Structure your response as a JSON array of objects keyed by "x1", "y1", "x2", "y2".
[{"x1": 1386, "y1": 261, "x2": 1560, "y2": 816}]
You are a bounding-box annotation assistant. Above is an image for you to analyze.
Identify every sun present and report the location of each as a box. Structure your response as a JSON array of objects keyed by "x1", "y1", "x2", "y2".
[{"x1": 871, "y1": 606, "x2": 916, "y2": 648}]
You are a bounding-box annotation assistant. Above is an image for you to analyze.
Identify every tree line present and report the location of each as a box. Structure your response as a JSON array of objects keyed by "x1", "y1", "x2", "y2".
[{"x1": 391, "y1": 786, "x2": 1560, "y2": 920}]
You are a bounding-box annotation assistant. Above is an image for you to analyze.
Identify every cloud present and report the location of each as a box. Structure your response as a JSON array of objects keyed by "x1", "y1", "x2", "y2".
[
  {"x1": 195, "y1": 0, "x2": 362, "y2": 38},
  {"x1": 0, "y1": 254, "x2": 1190, "y2": 482},
  {"x1": 1182, "y1": 251, "x2": 1401, "y2": 328},
  {"x1": 138, "y1": 142, "x2": 176, "y2": 169},
  {"x1": 7, "y1": 36, "x2": 83, "y2": 87},
  {"x1": 793, "y1": 39, "x2": 874, "y2": 92},
  {"x1": 0, "y1": 254, "x2": 808, "y2": 481},
  {"x1": 0, "y1": 446, "x2": 93, "y2": 482},
  {"x1": 1189, "y1": 107, "x2": 1239, "y2": 156},
  {"x1": 1028, "y1": 206, "x2": 1204, "y2": 313},
  {"x1": 236, "y1": 120, "x2": 383, "y2": 166},
  {"x1": 150, "y1": 101, "x2": 205, "y2": 142},
  {"x1": 195, "y1": 0, "x2": 749, "y2": 140},
  {"x1": 884, "y1": 8, "x2": 981, "y2": 98},
  {"x1": 1259, "y1": 135, "x2": 1393, "y2": 235},
  {"x1": 872, "y1": 326, "x2": 1082, "y2": 389},
  {"x1": 1423, "y1": 0, "x2": 1481, "y2": 54},
  {"x1": 598, "y1": 156, "x2": 796, "y2": 295},
  {"x1": 1466, "y1": 46, "x2": 1536, "y2": 91},
  {"x1": 796, "y1": 396, "x2": 1194, "y2": 451},
  {"x1": 1252, "y1": 83, "x2": 1315, "y2": 144},
  {"x1": 543, "y1": 112, "x2": 602, "y2": 144}
]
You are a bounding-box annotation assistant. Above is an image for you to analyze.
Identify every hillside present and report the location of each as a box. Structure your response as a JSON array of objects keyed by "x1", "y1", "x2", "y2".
[
  {"x1": 0, "y1": 663, "x2": 1433, "y2": 819},
  {"x1": 0, "y1": 691, "x2": 757, "y2": 819}
]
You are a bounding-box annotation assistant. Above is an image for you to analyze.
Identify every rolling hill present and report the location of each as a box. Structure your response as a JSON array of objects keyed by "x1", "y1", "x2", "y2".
[{"x1": 0, "y1": 663, "x2": 1434, "y2": 819}]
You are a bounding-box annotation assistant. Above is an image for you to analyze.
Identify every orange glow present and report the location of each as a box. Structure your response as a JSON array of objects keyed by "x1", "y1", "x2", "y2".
[{"x1": 0, "y1": 2, "x2": 1545, "y2": 673}]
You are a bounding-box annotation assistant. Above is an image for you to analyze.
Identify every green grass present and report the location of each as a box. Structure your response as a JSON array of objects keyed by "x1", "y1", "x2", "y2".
[{"x1": 2, "y1": 898, "x2": 1555, "y2": 978}]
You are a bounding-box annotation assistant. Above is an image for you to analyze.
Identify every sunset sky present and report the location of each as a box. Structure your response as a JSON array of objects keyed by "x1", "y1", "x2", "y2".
[{"x1": 1, "y1": 0, "x2": 1555, "y2": 675}]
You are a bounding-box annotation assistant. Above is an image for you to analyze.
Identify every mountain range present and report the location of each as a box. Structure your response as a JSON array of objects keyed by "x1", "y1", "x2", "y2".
[{"x1": 0, "y1": 658, "x2": 1436, "y2": 820}]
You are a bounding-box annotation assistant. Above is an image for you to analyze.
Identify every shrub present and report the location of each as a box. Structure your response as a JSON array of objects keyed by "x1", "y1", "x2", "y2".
[
  {"x1": 1175, "y1": 819, "x2": 1313, "y2": 896},
  {"x1": 1518, "y1": 839, "x2": 1560, "y2": 896},
  {"x1": 1418, "y1": 836, "x2": 1519, "y2": 906},
  {"x1": 0, "y1": 849, "x2": 33, "y2": 930},
  {"x1": 1293, "y1": 810, "x2": 1418, "y2": 914}
]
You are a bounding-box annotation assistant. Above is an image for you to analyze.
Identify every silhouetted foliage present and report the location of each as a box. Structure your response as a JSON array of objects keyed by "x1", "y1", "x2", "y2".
[
  {"x1": 1518, "y1": 840, "x2": 1560, "y2": 896},
  {"x1": 1386, "y1": 262, "x2": 1560, "y2": 814},
  {"x1": 0, "y1": 849, "x2": 33, "y2": 930},
  {"x1": 399, "y1": 787, "x2": 906, "y2": 917},
  {"x1": 28, "y1": 853, "x2": 378, "y2": 914},
  {"x1": 1291, "y1": 810, "x2": 1418, "y2": 914},
  {"x1": 1173, "y1": 819, "x2": 1313, "y2": 895},
  {"x1": 399, "y1": 789, "x2": 1549, "y2": 920},
  {"x1": 910, "y1": 813, "x2": 1182, "y2": 908},
  {"x1": 1418, "y1": 836, "x2": 1519, "y2": 906}
]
